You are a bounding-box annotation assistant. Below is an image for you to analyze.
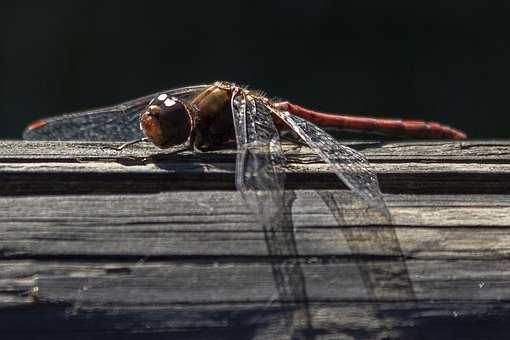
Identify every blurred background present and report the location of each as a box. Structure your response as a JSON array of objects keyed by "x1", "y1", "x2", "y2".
[{"x1": 1, "y1": 0, "x2": 508, "y2": 139}]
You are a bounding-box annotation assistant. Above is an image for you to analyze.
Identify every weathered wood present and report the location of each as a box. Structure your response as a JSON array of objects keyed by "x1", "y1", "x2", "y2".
[
  {"x1": 1, "y1": 140, "x2": 510, "y2": 339},
  {"x1": 2, "y1": 258, "x2": 510, "y2": 303},
  {"x1": 1, "y1": 192, "x2": 510, "y2": 259},
  {"x1": 2, "y1": 140, "x2": 510, "y2": 161},
  {"x1": 0, "y1": 140, "x2": 510, "y2": 194},
  {"x1": 3, "y1": 302, "x2": 508, "y2": 340}
]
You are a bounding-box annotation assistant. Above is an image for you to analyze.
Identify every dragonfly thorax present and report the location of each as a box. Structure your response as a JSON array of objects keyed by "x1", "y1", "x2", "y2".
[
  {"x1": 188, "y1": 84, "x2": 234, "y2": 150},
  {"x1": 140, "y1": 94, "x2": 192, "y2": 148}
]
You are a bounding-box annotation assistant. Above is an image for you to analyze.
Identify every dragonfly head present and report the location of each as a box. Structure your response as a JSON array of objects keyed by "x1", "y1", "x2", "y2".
[{"x1": 140, "y1": 94, "x2": 192, "y2": 148}]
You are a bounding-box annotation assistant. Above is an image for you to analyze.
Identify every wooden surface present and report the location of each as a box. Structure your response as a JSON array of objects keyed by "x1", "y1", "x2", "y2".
[{"x1": 1, "y1": 140, "x2": 510, "y2": 339}]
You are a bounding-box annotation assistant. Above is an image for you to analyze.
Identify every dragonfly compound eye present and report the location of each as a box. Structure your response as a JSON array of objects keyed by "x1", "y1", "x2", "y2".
[{"x1": 140, "y1": 94, "x2": 192, "y2": 148}]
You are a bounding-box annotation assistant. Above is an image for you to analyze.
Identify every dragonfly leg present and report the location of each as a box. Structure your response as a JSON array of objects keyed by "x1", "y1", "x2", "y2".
[{"x1": 106, "y1": 137, "x2": 150, "y2": 151}]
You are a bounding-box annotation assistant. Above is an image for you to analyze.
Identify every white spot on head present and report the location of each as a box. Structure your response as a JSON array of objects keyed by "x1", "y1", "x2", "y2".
[
  {"x1": 164, "y1": 98, "x2": 176, "y2": 107},
  {"x1": 157, "y1": 93, "x2": 168, "y2": 101}
]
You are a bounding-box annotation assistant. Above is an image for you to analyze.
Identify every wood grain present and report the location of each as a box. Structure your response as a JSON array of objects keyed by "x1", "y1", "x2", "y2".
[
  {"x1": 1, "y1": 140, "x2": 510, "y2": 339},
  {"x1": 1, "y1": 140, "x2": 510, "y2": 195}
]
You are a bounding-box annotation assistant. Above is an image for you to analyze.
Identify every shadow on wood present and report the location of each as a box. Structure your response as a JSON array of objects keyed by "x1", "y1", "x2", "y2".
[{"x1": 1, "y1": 140, "x2": 510, "y2": 339}]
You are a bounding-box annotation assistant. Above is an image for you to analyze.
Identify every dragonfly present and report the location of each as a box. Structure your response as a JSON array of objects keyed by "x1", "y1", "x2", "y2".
[
  {"x1": 23, "y1": 81, "x2": 466, "y2": 206},
  {"x1": 23, "y1": 80, "x2": 467, "y2": 225},
  {"x1": 23, "y1": 81, "x2": 465, "y2": 333}
]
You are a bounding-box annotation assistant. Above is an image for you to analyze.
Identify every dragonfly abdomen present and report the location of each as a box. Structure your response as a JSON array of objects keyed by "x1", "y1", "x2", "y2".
[{"x1": 276, "y1": 101, "x2": 467, "y2": 140}]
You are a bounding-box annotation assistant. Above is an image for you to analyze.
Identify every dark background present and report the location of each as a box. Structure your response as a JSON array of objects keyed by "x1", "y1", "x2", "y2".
[{"x1": 1, "y1": 1, "x2": 508, "y2": 139}]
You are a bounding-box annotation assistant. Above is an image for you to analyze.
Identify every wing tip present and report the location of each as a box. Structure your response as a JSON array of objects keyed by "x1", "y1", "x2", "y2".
[
  {"x1": 23, "y1": 119, "x2": 48, "y2": 139},
  {"x1": 26, "y1": 119, "x2": 48, "y2": 131}
]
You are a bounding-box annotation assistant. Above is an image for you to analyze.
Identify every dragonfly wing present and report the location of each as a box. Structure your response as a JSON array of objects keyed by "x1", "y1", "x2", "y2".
[
  {"x1": 231, "y1": 90, "x2": 290, "y2": 284},
  {"x1": 231, "y1": 89, "x2": 286, "y2": 195},
  {"x1": 23, "y1": 85, "x2": 209, "y2": 141},
  {"x1": 231, "y1": 90, "x2": 314, "y2": 331},
  {"x1": 271, "y1": 108, "x2": 390, "y2": 217}
]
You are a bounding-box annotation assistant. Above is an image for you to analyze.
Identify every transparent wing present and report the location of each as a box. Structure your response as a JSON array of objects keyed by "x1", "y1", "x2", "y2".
[
  {"x1": 271, "y1": 108, "x2": 390, "y2": 217},
  {"x1": 232, "y1": 90, "x2": 313, "y2": 332},
  {"x1": 231, "y1": 89, "x2": 286, "y2": 195},
  {"x1": 23, "y1": 85, "x2": 209, "y2": 141},
  {"x1": 231, "y1": 89, "x2": 289, "y2": 277}
]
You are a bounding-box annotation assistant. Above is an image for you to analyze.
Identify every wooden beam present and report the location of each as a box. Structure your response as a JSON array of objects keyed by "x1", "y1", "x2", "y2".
[
  {"x1": 1, "y1": 140, "x2": 510, "y2": 339},
  {"x1": 1, "y1": 140, "x2": 510, "y2": 194}
]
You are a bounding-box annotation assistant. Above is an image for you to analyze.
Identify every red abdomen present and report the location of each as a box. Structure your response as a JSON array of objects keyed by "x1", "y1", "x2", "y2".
[{"x1": 275, "y1": 102, "x2": 467, "y2": 140}]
